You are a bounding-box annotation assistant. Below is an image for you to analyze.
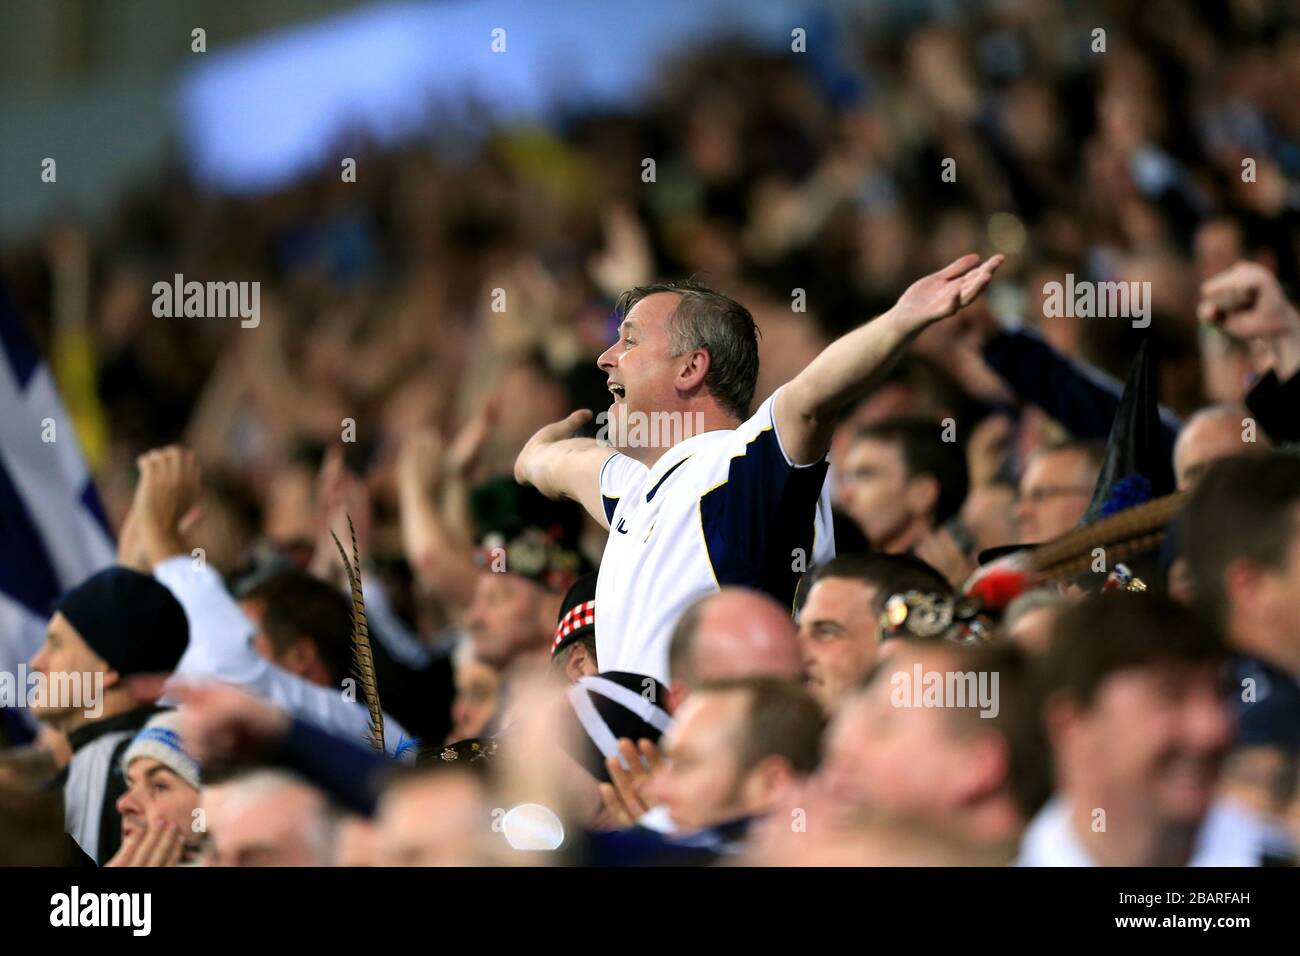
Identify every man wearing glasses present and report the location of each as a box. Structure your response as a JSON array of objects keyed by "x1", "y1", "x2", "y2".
[{"x1": 1013, "y1": 441, "x2": 1104, "y2": 544}]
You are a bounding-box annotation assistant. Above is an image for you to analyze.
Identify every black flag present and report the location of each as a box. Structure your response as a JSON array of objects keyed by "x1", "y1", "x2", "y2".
[{"x1": 1081, "y1": 339, "x2": 1175, "y2": 524}]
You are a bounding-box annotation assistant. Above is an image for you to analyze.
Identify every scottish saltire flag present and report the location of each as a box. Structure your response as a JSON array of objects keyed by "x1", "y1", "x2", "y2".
[{"x1": 0, "y1": 276, "x2": 115, "y2": 684}]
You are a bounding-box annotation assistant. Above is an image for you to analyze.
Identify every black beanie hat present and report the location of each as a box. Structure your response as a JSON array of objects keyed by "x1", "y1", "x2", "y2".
[{"x1": 53, "y1": 567, "x2": 189, "y2": 676}]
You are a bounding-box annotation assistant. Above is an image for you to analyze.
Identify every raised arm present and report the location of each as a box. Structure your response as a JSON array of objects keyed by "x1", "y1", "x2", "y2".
[
  {"x1": 775, "y1": 253, "x2": 1005, "y2": 465},
  {"x1": 514, "y1": 409, "x2": 616, "y2": 528}
]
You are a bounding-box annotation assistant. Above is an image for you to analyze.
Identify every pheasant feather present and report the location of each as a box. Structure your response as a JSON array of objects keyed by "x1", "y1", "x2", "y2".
[{"x1": 330, "y1": 515, "x2": 385, "y2": 753}]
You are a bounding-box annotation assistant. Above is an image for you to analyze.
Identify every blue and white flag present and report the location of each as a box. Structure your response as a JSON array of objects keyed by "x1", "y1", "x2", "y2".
[{"x1": 0, "y1": 277, "x2": 115, "y2": 680}]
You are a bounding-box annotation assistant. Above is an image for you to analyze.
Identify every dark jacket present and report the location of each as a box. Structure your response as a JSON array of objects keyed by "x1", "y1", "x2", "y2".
[
  {"x1": 1244, "y1": 368, "x2": 1300, "y2": 444},
  {"x1": 50, "y1": 705, "x2": 164, "y2": 864}
]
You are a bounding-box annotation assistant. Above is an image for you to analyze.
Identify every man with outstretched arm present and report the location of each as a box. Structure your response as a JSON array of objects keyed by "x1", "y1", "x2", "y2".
[{"x1": 515, "y1": 254, "x2": 1004, "y2": 682}]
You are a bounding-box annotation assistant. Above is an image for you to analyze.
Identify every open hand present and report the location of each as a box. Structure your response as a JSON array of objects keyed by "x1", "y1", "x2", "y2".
[
  {"x1": 890, "y1": 253, "x2": 1005, "y2": 333},
  {"x1": 597, "y1": 738, "x2": 664, "y2": 828},
  {"x1": 169, "y1": 682, "x2": 290, "y2": 765}
]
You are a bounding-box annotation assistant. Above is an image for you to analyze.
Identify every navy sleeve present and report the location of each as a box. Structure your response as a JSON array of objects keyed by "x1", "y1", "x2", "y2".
[
  {"x1": 698, "y1": 427, "x2": 827, "y2": 608},
  {"x1": 983, "y1": 328, "x2": 1180, "y2": 459},
  {"x1": 1246, "y1": 369, "x2": 1300, "y2": 443},
  {"x1": 274, "y1": 717, "x2": 392, "y2": 816}
]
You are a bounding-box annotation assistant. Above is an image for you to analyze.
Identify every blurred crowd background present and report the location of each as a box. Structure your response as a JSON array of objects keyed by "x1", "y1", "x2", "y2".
[
  {"x1": 2, "y1": 0, "x2": 1300, "y2": 868},
  {"x1": 4, "y1": 0, "x2": 1298, "y2": 558}
]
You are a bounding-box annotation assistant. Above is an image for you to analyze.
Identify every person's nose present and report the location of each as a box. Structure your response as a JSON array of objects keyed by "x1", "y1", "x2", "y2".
[
  {"x1": 597, "y1": 342, "x2": 619, "y2": 372},
  {"x1": 116, "y1": 787, "x2": 140, "y2": 818}
]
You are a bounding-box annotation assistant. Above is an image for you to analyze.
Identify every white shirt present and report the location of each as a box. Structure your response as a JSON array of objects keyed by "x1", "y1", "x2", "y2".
[
  {"x1": 153, "y1": 556, "x2": 412, "y2": 755},
  {"x1": 1017, "y1": 796, "x2": 1279, "y2": 867},
  {"x1": 595, "y1": 387, "x2": 835, "y2": 681}
]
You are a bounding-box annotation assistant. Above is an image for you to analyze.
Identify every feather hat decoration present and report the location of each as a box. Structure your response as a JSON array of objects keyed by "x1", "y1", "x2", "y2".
[
  {"x1": 330, "y1": 515, "x2": 385, "y2": 753},
  {"x1": 963, "y1": 490, "x2": 1188, "y2": 614}
]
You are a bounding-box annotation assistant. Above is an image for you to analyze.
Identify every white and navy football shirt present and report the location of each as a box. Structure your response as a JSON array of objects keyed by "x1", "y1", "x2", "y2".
[{"x1": 594, "y1": 387, "x2": 835, "y2": 682}]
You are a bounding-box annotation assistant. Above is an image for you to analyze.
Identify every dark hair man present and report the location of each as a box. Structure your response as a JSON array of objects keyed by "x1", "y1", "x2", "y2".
[
  {"x1": 515, "y1": 255, "x2": 1003, "y2": 683},
  {"x1": 819, "y1": 640, "x2": 1048, "y2": 862},
  {"x1": 237, "y1": 567, "x2": 455, "y2": 747},
  {"x1": 1018, "y1": 592, "x2": 1256, "y2": 866},
  {"x1": 1182, "y1": 453, "x2": 1300, "y2": 848},
  {"x1": 646, "y1": 676, "x2": 825, "y2": 837},
  {"x1": 238, "y1": 570, "x2": 355, "y2": 688},
  {"x1": 795, "y1": 553, "x2": 952, "y2": 713},
  {"x1": 1182, "y1": 452, "x2": 1300, "y2": 677},
  {"x1": 834, "y1": 418, "x2": 969, "y2": 554}
]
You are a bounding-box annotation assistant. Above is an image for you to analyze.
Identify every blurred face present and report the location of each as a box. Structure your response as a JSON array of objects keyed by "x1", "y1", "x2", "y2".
[
  {"x1": 835, "y1": 438, "x2": 927, "y2": 551},
  {"x1": 649, "y1": 692, "x2": 750, "y2": 832},
  {"x1": 690, "y1": 597, "x2": 803, "y2": 687},
  {"x1": 205, "y1": 783, "x2": 329, "y2": 867},
  {"x1": 449, "y1": 655, "x2": 501, "y2": 743},
  {"x1": 493, "y1": 361, "x2": 569, "y2": 451},
  {"x1": 1240, "y1": 507, "x2": 1300, "y2": 664},
  {"x1": 240, "y1": 597, "x2": 322, "y2": 684},
  {"x1": 596, "y1": 293, "x2": 688, "y2": 454},
  {"x1": 465, "y1": 572, "x2": 545, "y2": 670},
  {"x1": 27, "y1": 613, "x2": 112, "y2": 725},
  {"x1": 263, "y1": 465, "x2": 317, "y2": 547},
  {"x1": 1015, "y1": 449, "x2": 1097, "y2": 543},
  {"x1": 961, "y1": 484, "x2": 1017, "y2": 552},
  {"x1": 375, "y1": 773, "x2": 490, "y2": 866},
  {"x1": 333, "y1": 815, "x2": 377, "y2": 867},
  {"x1": 1006, "y1": 605, "x2": 1058, "y2": 655},
  {"x1": 116, "y1": 757, "x2": 201, "y2": 857},
  {"x1": 1057, "y1": 661, "x2": 1232, "y2": 826},
  {"x1": 1173, "y1": 414, "x2": 1255, "y2": 491},
  {"x1": 798, "y1": 577, "x2": 880, "y2": 713},
  {"x1": 820, "y1": 653, "x2": 985, "y2": 825}
]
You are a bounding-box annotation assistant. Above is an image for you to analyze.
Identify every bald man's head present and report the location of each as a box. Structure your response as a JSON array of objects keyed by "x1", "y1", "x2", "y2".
[
  {"x1": 1174, "y1": 405, "x2": 1268, "y2": 490},
  {"x1": 668, "y1": 589, "x2": 802, "y2": 705}
]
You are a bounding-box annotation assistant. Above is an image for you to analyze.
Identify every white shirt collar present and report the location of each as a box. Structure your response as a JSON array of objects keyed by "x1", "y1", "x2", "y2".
[
  {"x1": 1019, "y1": 795, "x2": 1275, "y2": 866},
  {"x1": 641, "y1": 428, "x2": 728, "y2": 493}
]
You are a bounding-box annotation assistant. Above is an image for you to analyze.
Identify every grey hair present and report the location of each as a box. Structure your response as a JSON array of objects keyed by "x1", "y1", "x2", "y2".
[{"x1": 615, "y1": 280, "x2": 760, "y2": 421}]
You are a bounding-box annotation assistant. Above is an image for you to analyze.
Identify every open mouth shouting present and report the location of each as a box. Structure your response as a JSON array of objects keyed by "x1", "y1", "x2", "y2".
[{"x1": 608, "y1": 381, "x2": 627, "y2": 404}]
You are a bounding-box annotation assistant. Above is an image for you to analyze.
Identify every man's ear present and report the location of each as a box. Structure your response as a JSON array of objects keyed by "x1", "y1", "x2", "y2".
[
  {"x1": 1222, "y1": 557, "x2": 1263, "y2": 617},
  {"x1": 563, "y1": 643, "x2": 596, "y2": 683},
  {"x1": 743, "y1": 755, "x2": 796, "y2": 813},
  {"x1": 1041, "y1": 691, "x2": 1082, "y2": 756},
  {"x1": 282, "y1": 637, "x2": 320, "y2": 675},
  {"x1": 905, "y1": 474, "x2": 940, "y2": 520},
  {"x1": 951, "y1": 730, "x2": 1009, "y2": 804},
  {"x1": 676, "y1": 349, "x2": 711, "y2": 394}
]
